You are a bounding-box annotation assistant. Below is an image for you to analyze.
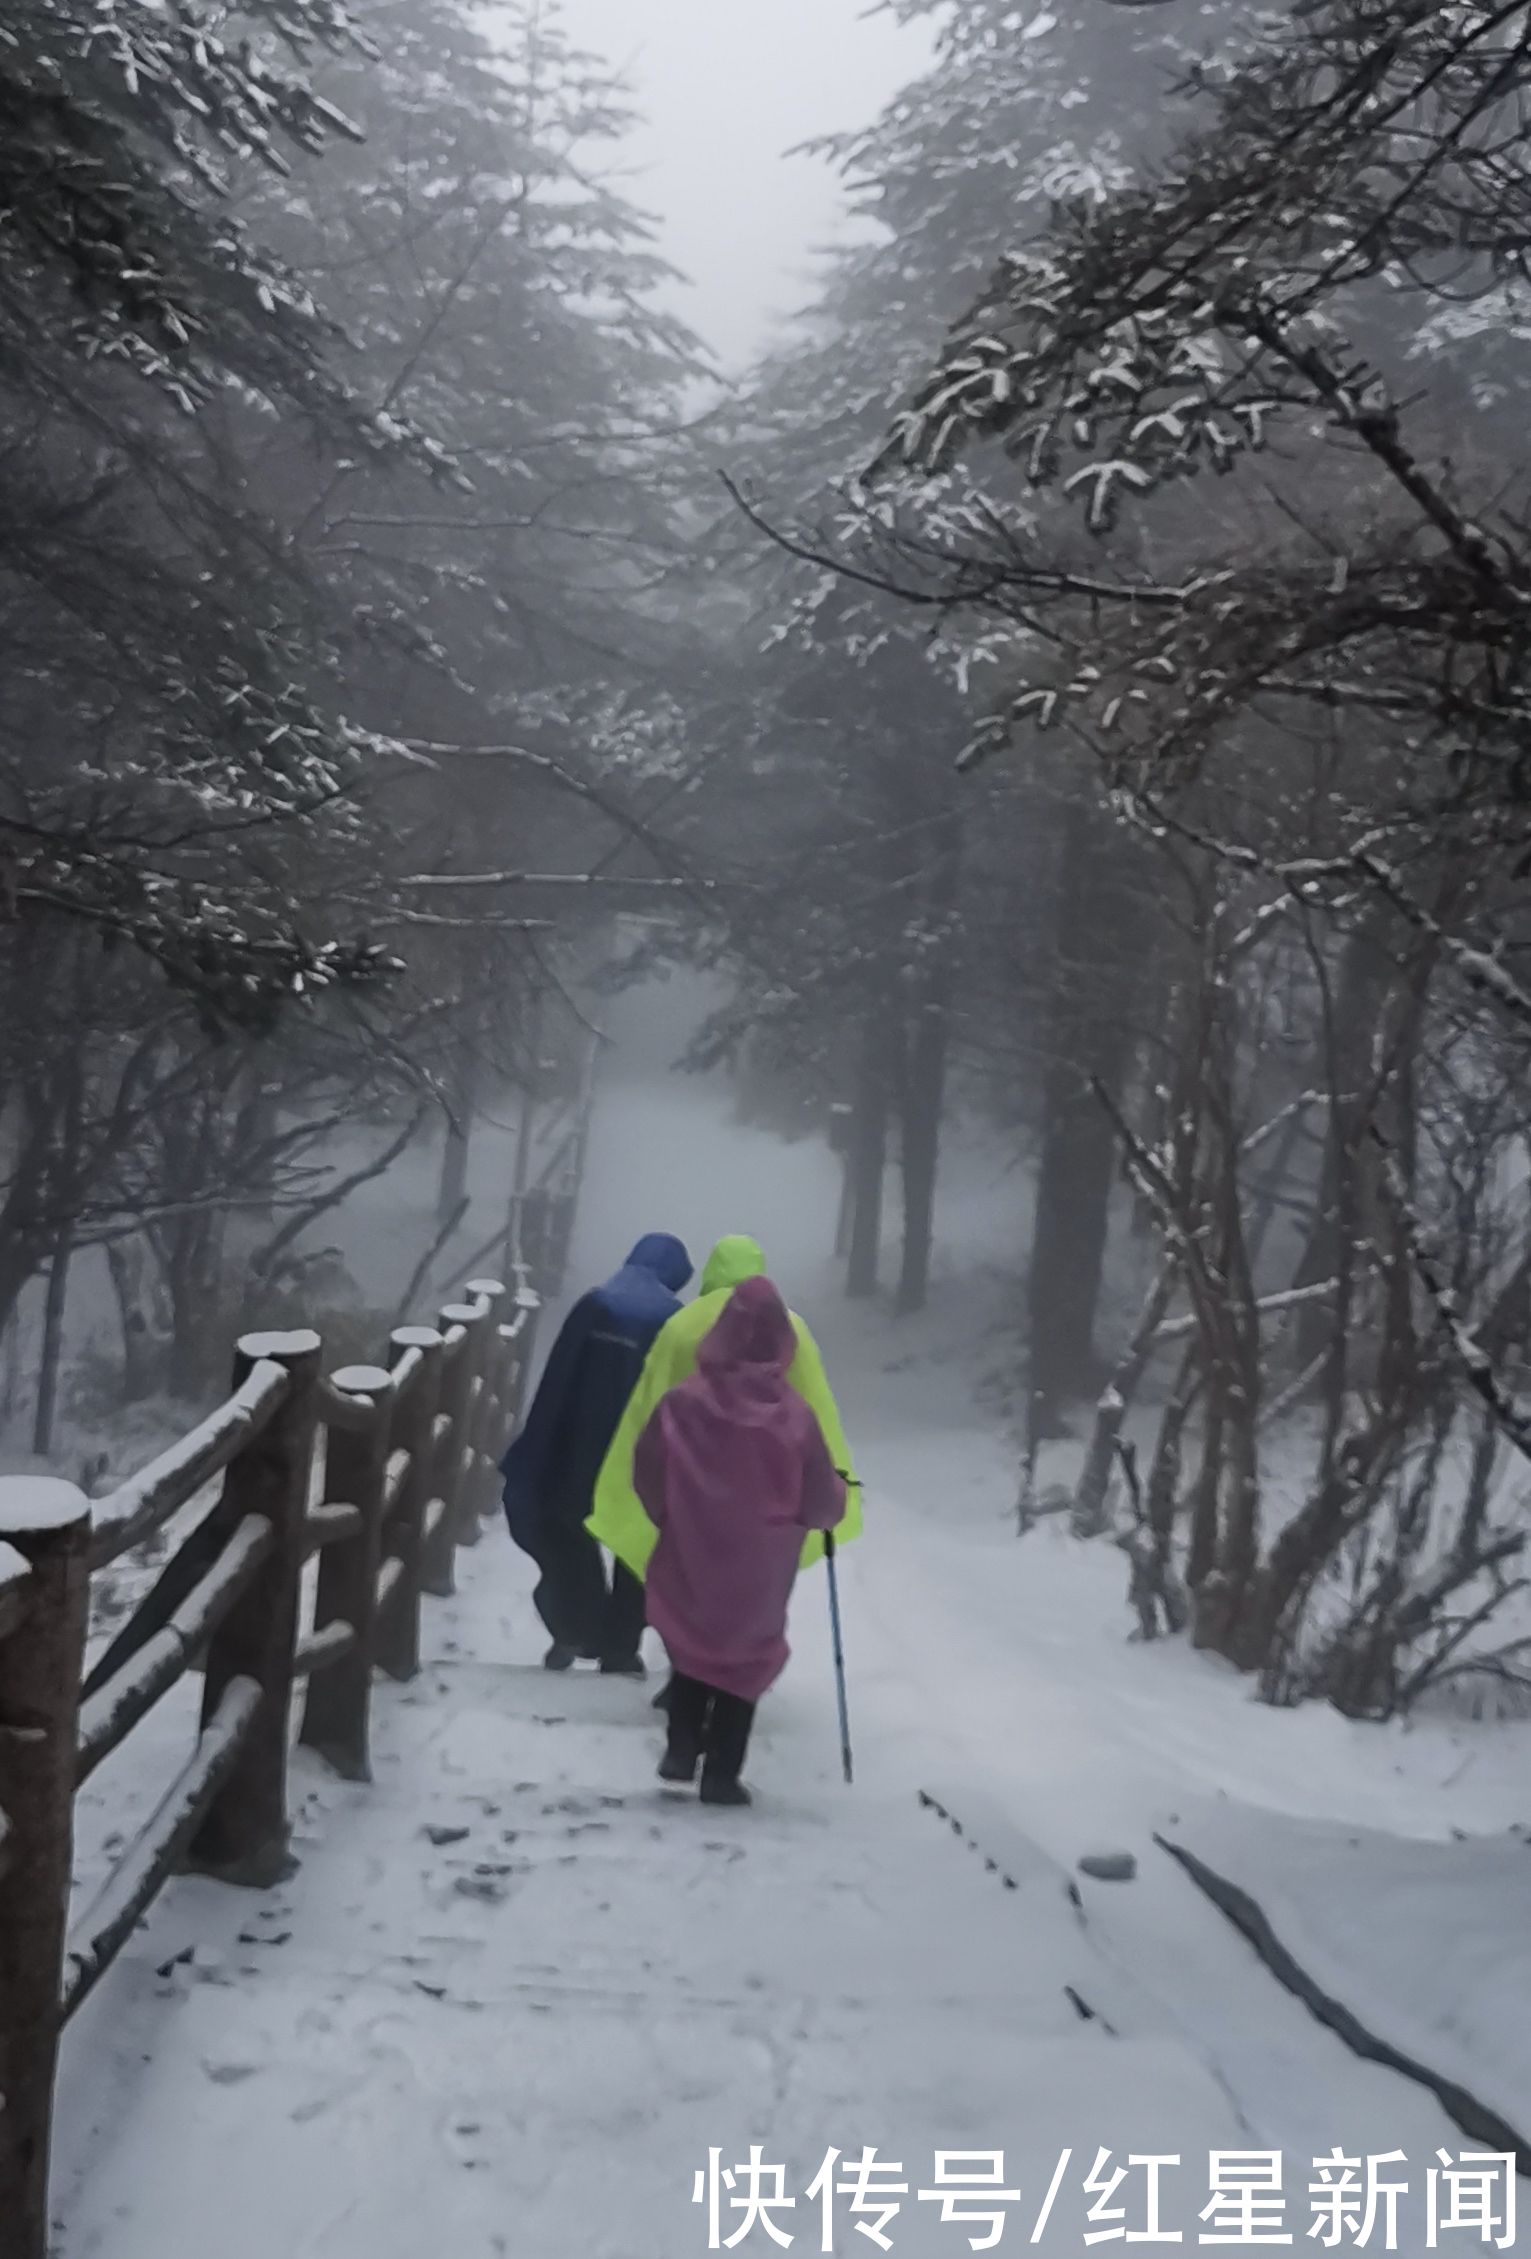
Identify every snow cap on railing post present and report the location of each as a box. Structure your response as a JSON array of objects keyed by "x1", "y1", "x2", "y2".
[
  {"x1": 300, "y1": 1363, "x2": 394, "y2": 1785},
  {"x1": 425, "y1": 1303, "x2": 481, "y2": 1596},
  {"x1": 0, "y1": 1478, "x2": 91, "y2": 2259},
  {"x1": 463, "y1": 1280, "x2": 509, "y2": 1526},
  {"x1": 502, "y1": 1274, "x2": 542, "y2": 1437},
  {"x1": 185, "y1": 1332, "x2": 321, "y2": 1889},
  {"x1": 453, "y1": 1283, "x2": 505, "y2": 1545},
  {"x1": 380, "y1": 1327, "x2": 444, "y2": 1682}
]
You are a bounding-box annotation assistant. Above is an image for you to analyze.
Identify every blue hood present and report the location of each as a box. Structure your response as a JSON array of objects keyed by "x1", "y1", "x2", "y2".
[{"x1": 619, "y1": 1233, "x2": 693, "y2": 1295}]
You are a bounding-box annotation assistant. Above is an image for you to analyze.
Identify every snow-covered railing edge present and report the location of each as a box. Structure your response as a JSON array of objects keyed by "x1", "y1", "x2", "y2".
[
  {"x1": 0, "y1": 1278, "x2": 543, "y2": 2259},
  {"x1": 87, "y1": 1358, "x2": 292, "y2": 1573},
  {"x1": 1154, "y1": 1833, "x2": 1531, "y2": 2177}
]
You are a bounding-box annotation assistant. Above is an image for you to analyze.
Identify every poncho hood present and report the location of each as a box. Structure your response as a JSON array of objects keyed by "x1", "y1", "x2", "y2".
[
  {"x1": 619, "y1": 1233, "x2": 694, "y2": 1296},
  {"x1": 699, "y1": 1235, "x2": 766, "y2": 1294}
]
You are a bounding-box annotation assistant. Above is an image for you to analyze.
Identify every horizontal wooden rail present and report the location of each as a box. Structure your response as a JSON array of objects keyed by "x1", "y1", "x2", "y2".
[
  {"x1": 382, "y1": 1449, "x2": 411, "y2": 1517},
  {"x1": 293, "y1": 1619, "x2": 356, "y2": 1679},
  {"x1": 306, "y1": 1501, "x2": 363, "y2": 1551},
  {"x1": 89, "y1": 1359, "x2": 289, "y2": 1571},
  {"x1": 75, "y1": 1515, "x2": 271, "y2": 1787},
  {"x1": 388, "y1": 1343, "x2": 427, "y2": 1398},
  {"x1": 62, "y1": 1675, "x2": 263, "y2": 2022}
]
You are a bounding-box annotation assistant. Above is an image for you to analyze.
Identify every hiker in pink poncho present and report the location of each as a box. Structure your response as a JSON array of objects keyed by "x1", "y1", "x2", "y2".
[{"x1": 632, "y1": 1275, "x2": 846, "y2": 1807}]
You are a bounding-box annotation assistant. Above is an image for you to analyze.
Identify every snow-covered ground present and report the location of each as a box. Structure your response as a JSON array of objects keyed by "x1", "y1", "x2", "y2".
[{"x1": 51, "y1": 978, "x2": 1531, "y2": 2253}]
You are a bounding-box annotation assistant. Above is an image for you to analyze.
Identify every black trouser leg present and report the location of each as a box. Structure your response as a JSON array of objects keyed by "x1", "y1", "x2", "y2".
[
  {"x1": 601, "y1": 1561, "x2": 647, "y2": 1665},
  {"x1": 702, "y1": 1690, "x2": 755, "y2": 1787},
  {"x1": 665, "y1": 1671, "x2": 712, "y2": 1767},
  {"x1": 534, "y1": 1525, "x2": 606, "y2": 1654}
]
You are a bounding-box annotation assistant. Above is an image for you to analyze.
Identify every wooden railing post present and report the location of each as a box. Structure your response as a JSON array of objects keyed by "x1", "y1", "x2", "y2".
[
  {"x1": 424, "y1": 1307, "x2": 477, "y2": 1597},
  {"x1": 186, "y1": 1331, "x2": 320, "y2": 1887},
  {"x1": 508, "y1": 1275, "x2": 542, "y2": 1425},
  {"x1": 299, "y1": 1366, "x2": 392, "y2": 1784},
  {"x1": 464, "y1": 1279, "x2": 508, "y2": 1528},
  {"x1": 380, "y1": 1328, "x2": 442, "y2": 1680},
  {"x1": 0, "y1": 1481, "x2": 91, "y2": 2259},
  {"x1": 447, "y1": 1292, "x2": 495, "y2": 1548}
]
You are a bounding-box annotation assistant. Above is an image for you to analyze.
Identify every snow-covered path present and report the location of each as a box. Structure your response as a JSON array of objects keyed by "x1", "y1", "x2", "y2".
[
  {"x1": 53, "y1": 1024, "x2": 1529, "y2": 2254},
  {"x1": 56, "y1": 1539, "x2": 1250, "y2": 2258}
]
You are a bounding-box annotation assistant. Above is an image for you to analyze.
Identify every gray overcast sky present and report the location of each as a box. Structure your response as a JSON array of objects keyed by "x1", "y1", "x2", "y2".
[{"x1": 552, "y1": 0, "x2": 931, "y2": 370}]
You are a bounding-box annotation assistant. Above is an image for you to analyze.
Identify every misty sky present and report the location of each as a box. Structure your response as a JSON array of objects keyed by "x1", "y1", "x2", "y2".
[{"x1": 553, "y1": 0, "x2": 931, "y2": 370}]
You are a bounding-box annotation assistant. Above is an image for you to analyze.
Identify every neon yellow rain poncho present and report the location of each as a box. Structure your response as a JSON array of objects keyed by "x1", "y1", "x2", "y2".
[{"x1": 587, "y1": 1234, "x2": 861, "y2": 1581}]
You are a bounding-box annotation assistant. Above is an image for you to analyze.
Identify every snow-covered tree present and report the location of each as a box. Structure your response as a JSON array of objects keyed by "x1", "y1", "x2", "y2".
[
  {"x1": 712, "y1": 0, "x2": 1249, "y2": 1325},
  {"x1": 0, "y1": 0, "x2": 709, "y2": 1421},
  {"x1": 837, "y1": 0, "x2": 1531, "y2": 1694},
  {"x1": 0, "y1": 0, "x2": 458, "y2": 1017}
]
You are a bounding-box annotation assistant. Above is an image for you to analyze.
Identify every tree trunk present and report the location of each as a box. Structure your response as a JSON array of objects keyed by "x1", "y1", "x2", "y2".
[
  {"x1": 1072, "y1": 1261, "x2": 1177, "y2": 1534},
  {"x1": 896, "y1": 1027, "x2": 945, "y2": 1316},
  {"x1": 896, "y1": 808, "x2": 961, "y2": 1318},
  {"x1": 1026, "y1": 1020, "x2": 1134, "y2": 1423},
  {"x1": 846, "y1": 1009, "x2": 895, "y2": 1301},
  {"x1": 834, "y1": 1157, "x2": 854, "y2": 1259},
  {"x1": 106, "y1": 1239, "x2": 158, "y2": 1405},
  {"x1": 1024, "y1": 796, "x2": 1142, "y2": 1428},
  {"x1": 1293, "y1": 921, "x2": 1393, "y2": 1371},
  {"x1": 31, "y1": 1232, "x2": 72, "y2": 1460},
  {"x1": 437, "y1": 1022, "x2": 481, "y2": 1226}
]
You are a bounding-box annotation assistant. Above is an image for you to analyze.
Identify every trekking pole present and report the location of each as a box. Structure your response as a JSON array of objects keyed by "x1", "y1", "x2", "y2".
[
  {"x1": 824, "y1": 1534, "x2": 853, "y2": 1785},
  {"x1": 825, "y1": 1469, "x2": 860, "y2": 1786}
]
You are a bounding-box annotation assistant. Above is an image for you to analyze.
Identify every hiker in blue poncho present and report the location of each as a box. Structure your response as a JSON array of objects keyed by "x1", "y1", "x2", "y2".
[{"x1": 502, "y1": 1233, "x2": 693, "y2": 1675}]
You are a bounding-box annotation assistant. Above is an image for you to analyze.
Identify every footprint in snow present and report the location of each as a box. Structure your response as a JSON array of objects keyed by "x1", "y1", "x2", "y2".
[
  {"x1": 203, "y1": 2060, "x2": 262, "y2": 2086},
  {"x1": 441, "y1": 2112, "x2": 488, "y2": 2171},
  {"x1": 454, "y1": 1873, "x2": 513, "y2": 1905}
]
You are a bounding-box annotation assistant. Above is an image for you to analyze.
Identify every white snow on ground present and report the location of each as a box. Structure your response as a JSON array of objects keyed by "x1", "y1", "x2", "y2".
[
  {"x1": 54, "y1": 1559, "x2": 1254, "y2": 2257},
  {"x1": 53, "y1": 987, "x2": 1531, "y2": 2253}
]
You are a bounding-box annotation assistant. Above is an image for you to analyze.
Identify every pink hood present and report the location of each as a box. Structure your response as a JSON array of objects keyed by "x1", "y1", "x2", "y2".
[
  {"x1": 632, "y1": 1279, "x2": 845, "y2": 1703},
  {"x1": 694, "y1": 1273, "x2": 799, "y2": 1410}
]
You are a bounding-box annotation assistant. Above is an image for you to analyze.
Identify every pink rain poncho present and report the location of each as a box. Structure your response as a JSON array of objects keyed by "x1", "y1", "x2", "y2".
[{"x1": 632, "y1": 1276, "x2": 847, "y2": 1704}]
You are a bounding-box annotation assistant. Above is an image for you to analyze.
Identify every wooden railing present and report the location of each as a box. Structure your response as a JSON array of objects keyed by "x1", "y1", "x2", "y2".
[{"x1": 0, "y1": 1272, "x2": 540, "y2": 2259}]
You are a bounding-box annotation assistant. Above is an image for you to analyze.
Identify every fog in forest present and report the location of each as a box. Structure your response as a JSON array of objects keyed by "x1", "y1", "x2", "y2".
[
  {"x1": 7, "y1": 7, "x2": 1531, "y2": 2244},
  {"x1": 8, "y1": 0, "x2": 1531, "y2": 1717}
]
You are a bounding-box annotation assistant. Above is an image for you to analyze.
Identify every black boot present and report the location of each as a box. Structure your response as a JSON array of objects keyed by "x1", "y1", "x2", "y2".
[
  {"x1": 698, "y1": 1689, "x2": 755, "y2": 1804},
  {"x1": 601, "y1": 1652, "x2": 647, "y2": 1679},
  {"x1": 699, "y1": 1772, "x2": 752, "y2": 1808},
  {"x1": 543, "y1": 1640, "x2": 577, "y2": 1671},
  {"x1": 652, "y1": 1676, "x2": 674, "y2": 1713},
  {"x1": 658, "y1": 1743, "x2": 700, "y2": 1786}
]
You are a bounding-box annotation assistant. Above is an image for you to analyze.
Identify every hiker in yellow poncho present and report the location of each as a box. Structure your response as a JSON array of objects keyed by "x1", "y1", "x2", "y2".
[{"x1": 587, "y1": 1233, "x2": 861, "y2": 1591}]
